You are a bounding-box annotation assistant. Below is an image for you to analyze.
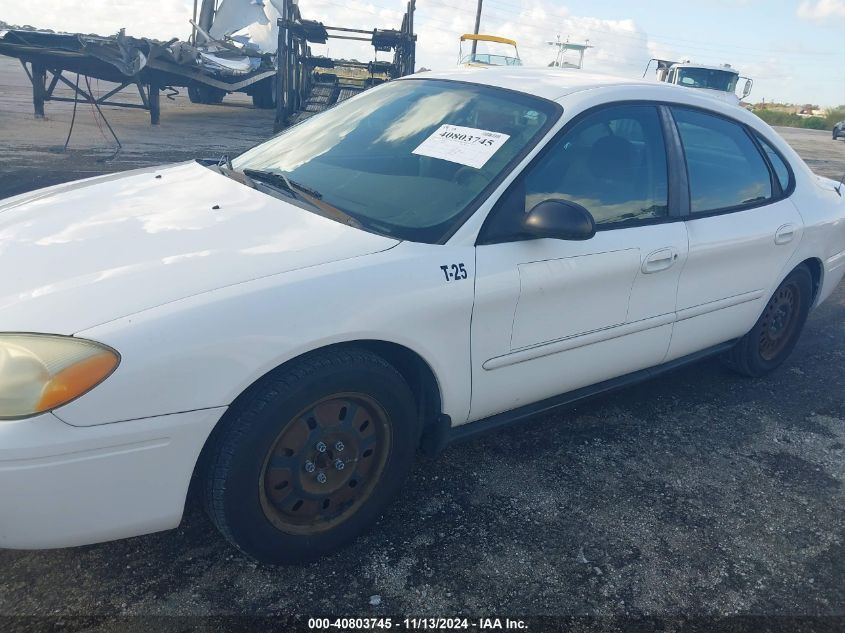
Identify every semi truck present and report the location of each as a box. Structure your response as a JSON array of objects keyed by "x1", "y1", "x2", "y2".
[{"x1": 645, "y1": 58, "x2": 753, "y2": 105}]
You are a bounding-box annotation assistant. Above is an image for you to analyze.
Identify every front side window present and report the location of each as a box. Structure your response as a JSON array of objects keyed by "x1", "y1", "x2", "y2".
[
  {"x1": 672, "y1": 108, "x2": 772, "y2": 214},
  {"x1": 484, "y1": 104, "x2": 669, "y2": 240},
  {"x1": 233, "y1": 79, "x2": 556, "y2": 242}
]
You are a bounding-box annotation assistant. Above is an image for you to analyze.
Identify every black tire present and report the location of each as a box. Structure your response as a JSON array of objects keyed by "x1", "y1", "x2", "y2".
[
  {"x1": 203, "y1": 347, "x2": 419, "y2": 564},
  {"x1": 188, "y1": 85, "x2": 226, "y2": 105},
  {"x1": 722, "y1": 264, "x2": 813, "y2": 377},
  {"x1": 251, "y1": 77, "x2": 276, "y2": 109}
]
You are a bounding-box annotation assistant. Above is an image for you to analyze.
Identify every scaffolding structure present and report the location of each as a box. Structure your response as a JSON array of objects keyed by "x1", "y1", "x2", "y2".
[
  {"x1": 0, "y1": 27, "x2": 277, "y2": 125},
  {"x1": 274, "y1": 0, "x2": 416, "y2": 131}
]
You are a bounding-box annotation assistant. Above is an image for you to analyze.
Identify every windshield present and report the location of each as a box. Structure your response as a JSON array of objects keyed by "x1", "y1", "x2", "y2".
[
  {"x1": 676, "y1": 68, "x2": 739, "y2": 93},
  {"x1": 233, "y1": 79, "x2": 557, "y2": 242}
]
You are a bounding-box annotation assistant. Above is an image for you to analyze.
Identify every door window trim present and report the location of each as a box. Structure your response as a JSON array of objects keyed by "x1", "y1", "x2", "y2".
[
  {"x1": 658, "y1": 104, "x2": 690, "y2": 217},
  {"x1": 477, "y1": 100, "x2": 681, "y2": 245},
  {"x1": 748, "y1": 130, "x2": 797, "y2": 199},
  {"x1": 665, "y1": 104, "x2": 796, "y2": 220},
  {"x1": 476, "y1": 99, "x2": 799, "y2": 245}
]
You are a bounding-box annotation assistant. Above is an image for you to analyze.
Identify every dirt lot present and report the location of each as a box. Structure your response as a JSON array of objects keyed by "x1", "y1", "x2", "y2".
[
  {"x1": 0, "y1": 55, "x2": 844, "y2": 623},
  {"x1": 0, "y1": 57, "x2": 275, "y2": 199}
]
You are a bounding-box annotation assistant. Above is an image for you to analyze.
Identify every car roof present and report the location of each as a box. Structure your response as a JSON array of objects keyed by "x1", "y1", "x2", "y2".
[
  {"x1": 409, "y1": 66, "x2": 654, "y2": 102},
  {"x1": 405, "y1": 65, "x2": 774, "y2": 132}
]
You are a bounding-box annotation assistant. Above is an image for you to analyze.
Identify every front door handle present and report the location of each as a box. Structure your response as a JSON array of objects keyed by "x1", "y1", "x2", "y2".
[
  {"x1": 642, "y1": 247, "x2": 678, "y2": 274},
  {"x1": 775, "y1": 224, "x2": 797, "y2": 245}
]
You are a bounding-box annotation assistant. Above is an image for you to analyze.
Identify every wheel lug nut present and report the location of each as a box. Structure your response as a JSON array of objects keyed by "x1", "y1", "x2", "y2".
[
  {"x1": 334, "y1": 459, "x2": 345, "y2": 471},
  {"x1": 334, "y1": 441, "x2": 345, "y2": 452},
  {"x1": 304, "y1": 460, "x2": 315, "y2": 473},
  {"x1": 316, "y1": 441, "x2": 327, "y2": 453},
  {"x1": 316, "y1": 472, "x2": 327, "y2": 484}
]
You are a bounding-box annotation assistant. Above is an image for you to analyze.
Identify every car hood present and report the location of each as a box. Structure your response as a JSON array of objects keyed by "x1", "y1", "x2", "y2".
[{"x1": 0, "y1": 161, "x2": 399, "y2": 334}]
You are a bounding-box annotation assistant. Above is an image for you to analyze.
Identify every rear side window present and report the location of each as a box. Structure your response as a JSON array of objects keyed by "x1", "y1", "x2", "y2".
[
  {"x1": 672, "y1": 107, "x2": 772, "y2": 214},
  {"x1": 756, "y1": 134, "x2": 791, "y2": 193}
]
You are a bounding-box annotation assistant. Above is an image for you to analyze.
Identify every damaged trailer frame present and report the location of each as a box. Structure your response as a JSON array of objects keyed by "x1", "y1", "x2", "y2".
[
  {"x1": 273, "y1": 0, "x2": 416, "y2": 132},
  {"x1": 0, "y1": 28, "x2": 277, "y2": 125},
  {"x1": 0, "y1": 0, "x2": 415, "y2": 129}
]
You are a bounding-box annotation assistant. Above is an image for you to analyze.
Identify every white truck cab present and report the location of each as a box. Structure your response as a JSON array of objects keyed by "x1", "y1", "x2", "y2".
[{"x1": 648, "y1": 59, "x2": 753, "y2": 105}]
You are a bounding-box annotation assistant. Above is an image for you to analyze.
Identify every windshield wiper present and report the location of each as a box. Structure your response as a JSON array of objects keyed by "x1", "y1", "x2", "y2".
[
  {"x1": 241, "y1": 168, "x2": 365, "y2": 230},
  {"x1": 242, "y1": 168, "x2": 323, "y2": 200}
]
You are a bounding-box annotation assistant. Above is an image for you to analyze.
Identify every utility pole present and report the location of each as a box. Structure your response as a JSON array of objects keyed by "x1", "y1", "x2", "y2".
[{"x1": 471, "y1": 0, "x2": 483, "y2": 55}]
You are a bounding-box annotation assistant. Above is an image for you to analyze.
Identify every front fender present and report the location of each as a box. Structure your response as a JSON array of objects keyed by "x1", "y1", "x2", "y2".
[{"x1": 59, "y1": 243, "x2": 476, "y2": 427}]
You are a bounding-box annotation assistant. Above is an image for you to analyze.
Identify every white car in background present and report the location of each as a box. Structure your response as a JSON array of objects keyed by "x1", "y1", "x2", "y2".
[{"x1": 1, "y1": 68, "x2": 844, "y2": 564}]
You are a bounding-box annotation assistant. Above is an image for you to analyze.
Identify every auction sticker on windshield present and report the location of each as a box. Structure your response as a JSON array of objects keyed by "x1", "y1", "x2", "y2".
[{"x1": 412, "y1": 124, "x2": 511, "y2": 169}]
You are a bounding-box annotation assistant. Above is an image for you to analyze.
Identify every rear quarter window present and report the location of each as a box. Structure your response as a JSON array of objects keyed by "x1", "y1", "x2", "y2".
[{"x1": 755, "y1": 133, "x2": 792, "y2": 194}]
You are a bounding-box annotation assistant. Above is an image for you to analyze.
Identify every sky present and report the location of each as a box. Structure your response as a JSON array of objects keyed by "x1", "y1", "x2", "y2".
[{"x1": 1, "y1": 0, "x2": 843, "y2": 106}]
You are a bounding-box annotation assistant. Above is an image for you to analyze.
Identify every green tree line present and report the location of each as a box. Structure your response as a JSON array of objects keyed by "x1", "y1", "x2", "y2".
[{"x1": 754, "y1": 106, "x2": 845, "y2": 130}]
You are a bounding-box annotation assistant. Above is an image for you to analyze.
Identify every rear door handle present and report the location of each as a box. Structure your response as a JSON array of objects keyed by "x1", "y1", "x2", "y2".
[
  {"x1": 775, "y1": 224, "x2": 797, "y2": 245},
  {"x1": 642, "y1": 247, "x2": 678, "y2": 274}
]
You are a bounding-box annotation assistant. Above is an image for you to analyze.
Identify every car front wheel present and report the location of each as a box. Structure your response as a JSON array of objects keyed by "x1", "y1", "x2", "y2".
[
  {"x1": 723, "y1": 264, "x2": 813, "y2": 377},
  {"x1": 203, "y1": 348, "x2": 419, "y2": 564}
]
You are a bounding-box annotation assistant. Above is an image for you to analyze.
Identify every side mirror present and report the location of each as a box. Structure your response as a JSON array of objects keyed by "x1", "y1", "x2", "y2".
[
  {"x1": 741, "y1": 78, "x2": 753, "y2": 99},
  {"x1": 523, "y1": 199, "x2": 596, "y2": 241}
]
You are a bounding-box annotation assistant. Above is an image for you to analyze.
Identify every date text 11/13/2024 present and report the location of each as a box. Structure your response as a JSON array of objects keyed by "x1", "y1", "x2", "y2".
[{"x1": 308, "y1": 617, "x2": 528, "y2": 630}]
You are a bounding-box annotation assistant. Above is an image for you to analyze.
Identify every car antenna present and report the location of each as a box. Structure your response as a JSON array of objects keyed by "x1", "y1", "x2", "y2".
[{"x1": 835, "y1": 169, "x2": 845, "y2": 197}]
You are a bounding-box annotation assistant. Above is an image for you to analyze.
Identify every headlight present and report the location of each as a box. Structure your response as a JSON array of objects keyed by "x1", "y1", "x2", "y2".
[{"x1": 0, "y1": 334, "x2": 120, "y2": 420}]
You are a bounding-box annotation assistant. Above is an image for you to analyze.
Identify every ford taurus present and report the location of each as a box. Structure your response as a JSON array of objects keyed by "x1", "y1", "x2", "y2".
[{"x1": 1, "y1": 68, "x2": 843, "y2": 563}]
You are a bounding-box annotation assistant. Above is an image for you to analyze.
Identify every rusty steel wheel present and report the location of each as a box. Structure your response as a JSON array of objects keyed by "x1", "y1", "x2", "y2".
[
  {"x1": 203, "y1": 347, "x2": 418, "y2": 564},
  {"x1": 723, "y1": 264, "x2": 813, "y2": 378},
  {"x1": 758, "y1": 281, "x2": 801, "y2": 361},
  {"x1": 259, "y1": 393, "x2": 390, "y2": 535}
]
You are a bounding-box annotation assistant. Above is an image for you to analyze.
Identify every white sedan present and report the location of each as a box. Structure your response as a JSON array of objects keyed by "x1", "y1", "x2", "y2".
[{"x1": 1, "y1": 68, "x2": 843, "y2": 564}]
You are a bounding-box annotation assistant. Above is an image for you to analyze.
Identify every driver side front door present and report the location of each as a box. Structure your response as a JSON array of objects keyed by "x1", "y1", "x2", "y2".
[{"x1": 469, "y1": 103, "x2": 689, "y2": 422}]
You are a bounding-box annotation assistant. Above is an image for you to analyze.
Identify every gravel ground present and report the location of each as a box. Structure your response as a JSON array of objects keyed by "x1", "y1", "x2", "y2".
[{"x1": 0, "y1": 55, "x2": 844, "y2": 623}]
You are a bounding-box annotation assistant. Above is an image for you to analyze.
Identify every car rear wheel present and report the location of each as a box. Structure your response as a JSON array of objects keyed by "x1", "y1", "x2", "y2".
[
  {"x1": 722, "y1": 264, "x2": 813, "y2": 377},
  {"x1": 202, "y1": 347, "x2": 419, "y2": 564}
]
